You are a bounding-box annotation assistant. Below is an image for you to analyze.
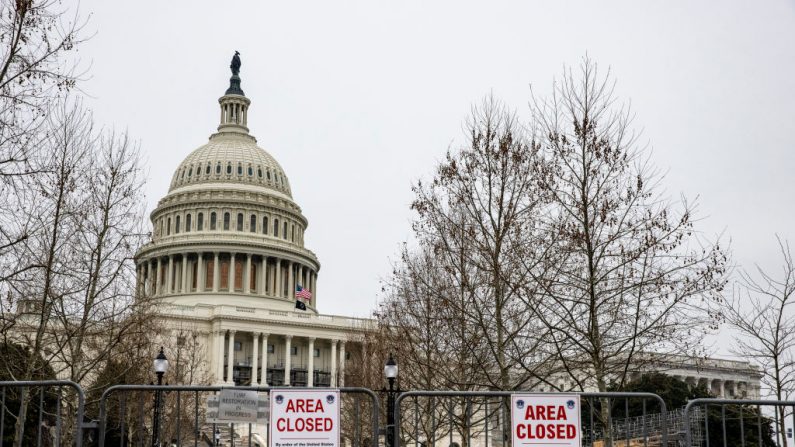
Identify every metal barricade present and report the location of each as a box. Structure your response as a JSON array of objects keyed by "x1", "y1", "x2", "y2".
[
  {"x1": 684, "y1": 398, "x2": 794, "y2": 447},
  {"x1": 0, "y1": 380, "x2": 86, "y2": 446},
  {"x1": 98, "y1": 385, "x2": 380, "y2": 447},
  {"x1": 394, "y1": 391, "x2": 670, "y2": 447}
]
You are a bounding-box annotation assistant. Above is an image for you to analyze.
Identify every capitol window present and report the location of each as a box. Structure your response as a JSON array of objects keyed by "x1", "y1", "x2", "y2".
[
  {"x1": 210, "y1": 212, "x2": 217, "y2": 230},
  {"x1": 237, "y1": 164, "x2": 242, "y2": 175},
  {"x1": 197, "y1": 213, "x2": 204, "y2": 231},
  {"x1": 266, "y1": 169, "x2": 271, "y2": 180},
  {"x1": 223, "y1": 212, "x2": 230, "y2": 230},
  {"x1": 216, "y1": 163, "x2": 221, "y2": 175},
  {"x1": 186, "y1": 214, "x2": 192, "y2": 232},
  {"x1": 273, "y1": 218, "x2": 279, "y2": 235},
  {"x1": 291, "y1": 225, "x2": 295, "y2": 241},
  {"x1": 236, "y1": 213, "x2": 243, "y2": 231},
  {"x1": 226, "y1": 163, "x2": 232, "y2": 175},
  {"x1": 206, "y1": 164, "x2": 211, "y2": 175},
  {"x1": 250, "y1": 214, "x2": 256, "y2": 232},
  {"x1": 175, "y1": 216, "x2": 180, "y2": 234},
  {"x1": 262, "y1": 216, "x2": 268, "y2": 235},
  {"x1": 167, "y1": 217, "x2": 171, "y2": 235},
  {"x1": 283, "y1": 222, "x2": 288, "y2": 239},
  {"x1": 247, "y1": 165, "x2": 253, "y2": 176},
  {"x1": 187, "y1": 167, "x2": 192, "y2": 177},
  {"x1": 257, "y1": 167, "x2": 262, "y2": 178}
]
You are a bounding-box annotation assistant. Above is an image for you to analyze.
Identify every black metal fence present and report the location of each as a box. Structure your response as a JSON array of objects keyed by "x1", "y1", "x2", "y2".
[
  {"x1": 2, "y1": 380, "x2": 792, "y2": 447},
  {"x1": 97, "y1": 385, "x2": 379, "y2": 447},
  {"x1": 684, "y1": 398, "x2": 794, "y2": 447},
  {"x1": 394, "y1": 391, "x2": 672, "y2": 447},
  {"x1": 0, "y1": 380, "x2": 86, "y2": 447}
]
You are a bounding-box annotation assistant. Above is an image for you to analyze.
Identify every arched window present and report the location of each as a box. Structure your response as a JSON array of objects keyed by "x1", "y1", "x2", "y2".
[
  {"x1": 257, "y1": 167, "x2": 263, "y2": 178},
  {"x1": 263, "y1": 216, "x2": 268, "y2": 235},
  {"x1": 223, "y1": 212, "x2": 230, "y2": 230},
  {"x1": 167, "y1": 217, "x2": 172, "y2": 235},
  {"x1": 283, "y1": 222, "x2": 288, "y2": 239},
  {"x1": 273, "y1": 218, "x2": 279, "y2": 236},
  {"x1": 226, "y1": 163, "x2": 232, "y2": 175},
  {"x1": 237, "y1": 164, "x2": 243, "y2": 176},
  {"x1": 236, "y1": 213, "x2": 243, "y2": 231},
  {"x1": 250, "y1": 214, "x2": 256, "y2": 232},
  {"x1": 210, "y1": 212, "x2": 217, "y2": 230},
  {"x1": 187, "y1": 167, "x2": 192, "y2": 177},
  {"x1": 291, "y1": 225, "x2": 295, "y2": 241},
  {"x1": 216, "y1": 163, "x2": 221, "y2": 174},
  {"x1": 267, "y1": 170, "x2": 271, "y2": 180},
  {"x1": 247, "y1": 165, "x2": 253, "y2": 176},
  {"x1": 175, "y1": 216, "x2": 181, "y2": 234},
  {"x1": 206, "y1": 163, "x2": 211, "y2": 175},
  {"x1": 197, "y1": 212, "x2": 204, "y2": 231},
  {"x1": 181, "y1": 169, "x2": 185, "y2": 179},
  {"x1": 186, "y1": 214, "x2": 192, "y2": 232}
]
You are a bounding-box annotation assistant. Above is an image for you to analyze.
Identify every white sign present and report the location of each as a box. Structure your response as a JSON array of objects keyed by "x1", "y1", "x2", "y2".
[
  {"x1": 206, "y1": 390, "x2": 268, "y2": 424},
  {"x1": 270, "y1": 389, "x2": 340, "y2": 447},
  {"x1": 511, "y1": 394, "x2": 581, "y2": 447}
]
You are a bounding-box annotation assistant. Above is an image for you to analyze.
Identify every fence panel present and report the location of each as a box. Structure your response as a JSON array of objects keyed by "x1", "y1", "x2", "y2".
[
  {"x1": 684, "y1": 398, "x2": 795, "y2": 447},
  {"x1": 394, "y1": 391, "x2": 672, "y2": 447},
  {"x1": 0, "y1": 380, "x2": 86, "y2": 446},
  {"x1": 97, "y1": 385, "x2": 379, "y2": 447}
]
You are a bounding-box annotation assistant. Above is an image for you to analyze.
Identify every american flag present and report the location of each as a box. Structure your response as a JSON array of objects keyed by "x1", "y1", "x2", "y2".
[{"x1": 295, "y1": 285, "x2": 312, "y2": 301}]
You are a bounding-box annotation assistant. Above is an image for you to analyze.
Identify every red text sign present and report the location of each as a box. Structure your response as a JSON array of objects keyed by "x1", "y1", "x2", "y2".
[
  {"x1": 511, "y1": 394, "x2": 581, "y2": 447},
  {"x1": 270, "y1": 389, "x2": 340, "y2": 447}
]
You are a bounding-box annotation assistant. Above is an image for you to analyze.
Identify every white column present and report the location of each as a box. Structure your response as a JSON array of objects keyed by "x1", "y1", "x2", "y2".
[
  {"x1": 217, "y1": 330, "x2": 225, "y2": 383},
  {"x1": 275, "y1": 259, "x2": 282, "y2": 298},
  {"x1": 229, "y1": 253, "x2": 236, "y2": 292},
  {"x1": 196, "y1": 253, "x2": 204, "y2": 291},
  {"x1": 288, "y1": 261, "x2": 294, "y2": 299},
  {"x1": 166, "y1": 255, "x2": 174, "y2": 294},
  {"x1": 284, "y1": 335, "x2": 292, "y2": 386},
  {"x1": 181, "y1": 253, "x2": 189, "y2": 292},
  {"x1": 155, "y1": 258, "x2": 162, "y2": 295},
  {"x1": 262, "y1": 334, "x2": 270, "y2": 385},
  {"x1": 227, "y1": 330, "x2": 236, "y2": 384},
  {"x1": 312, "y1": 272, "x2": 318, "y2": 304},
  {"x1": 245, "y1": 254, "x2": 252, "y2": 294},
  {"x1": 266, "y1": 256, "x2": 268, "y2": 295},
  {"x1": 146, "y1": 261, "x2": 153, "y2": 295},
  {"x1": 212, "y1": 252, "x2": 220, "y2": 292},
  {"x1": 330, "y1": 340, "x2": 337, "y2": 387},
  {"x1": 339, "y1": 341, "x2": 346, "y2": 387},
  {"x1": 252, "y1": 333, "x2": 260, "y2": 386},
  {"x1": 307, "y1": 337, "x2": 315, "y2": 387}
]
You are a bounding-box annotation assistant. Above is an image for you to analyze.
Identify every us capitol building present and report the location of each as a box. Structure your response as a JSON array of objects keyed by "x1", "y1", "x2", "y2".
[
  {"x1": 133, "y1": 56, "x2": 761, "y2": 399},
  {"x1": 134, "y1": 56, "x2": 371, "y2": 389}
]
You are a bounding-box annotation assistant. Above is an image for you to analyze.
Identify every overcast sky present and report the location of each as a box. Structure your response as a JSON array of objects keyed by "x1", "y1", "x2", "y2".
[{"x1": 77, "y1": 1, "x2": 795, "y2": 350}]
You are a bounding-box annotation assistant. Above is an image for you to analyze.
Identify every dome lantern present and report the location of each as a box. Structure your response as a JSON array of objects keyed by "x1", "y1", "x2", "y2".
[{"x1": 217, "y1": 51, "x2": 251, "y2": 135}]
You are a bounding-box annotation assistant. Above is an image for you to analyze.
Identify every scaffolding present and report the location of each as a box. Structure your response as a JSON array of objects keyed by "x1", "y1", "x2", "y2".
[{"x1": 583, "y1": 406, "x2": 704, "y2": 447}]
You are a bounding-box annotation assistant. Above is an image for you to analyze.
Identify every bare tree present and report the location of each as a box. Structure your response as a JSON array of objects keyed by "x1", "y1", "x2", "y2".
[
  {"x1": 529, "y1": 57, "x2": 728, "y2": 444},
  {"x1": 0, "y1": 0, "x2": 88, "y2": 284},
  {"x1": 726, "y1": 236, "x2": 795, "y2": 447},
  {"x1": 0, "y1": 99, "x2": 150, "y2": 446},
  {"x1": 377, "y1": 97, "x2": 562, "y2": 446}
]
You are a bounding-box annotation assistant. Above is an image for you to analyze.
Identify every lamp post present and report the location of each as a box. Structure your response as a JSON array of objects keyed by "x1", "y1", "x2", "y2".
[
  {"x1": 383, "y1": 354, "x2": 400, "y2": 447},
  {"x1": 152, "y1": 347, "x2": 169, "y2": 447}
]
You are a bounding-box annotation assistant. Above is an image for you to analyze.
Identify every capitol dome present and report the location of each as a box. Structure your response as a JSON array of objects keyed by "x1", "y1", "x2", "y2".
[{"x1": 135, "y1": 58, "x2": 320, "y2": 314}]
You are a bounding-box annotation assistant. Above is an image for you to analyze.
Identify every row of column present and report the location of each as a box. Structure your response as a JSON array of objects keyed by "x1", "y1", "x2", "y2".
[
  {"x1": 212, "y1": 330, "x2": 346, "y2": 387},
  {"x1": 137, "y1": 252, "x2": 317, "y2": 304}
]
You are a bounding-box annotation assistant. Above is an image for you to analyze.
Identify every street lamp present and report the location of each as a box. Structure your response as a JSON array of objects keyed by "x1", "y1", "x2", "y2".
[
  {"x1": 383, "y1": 354, "x2": 401, "y2": 447},
  {"x1": 152, "y1": 347, "x2": 169, "y2": 447}
]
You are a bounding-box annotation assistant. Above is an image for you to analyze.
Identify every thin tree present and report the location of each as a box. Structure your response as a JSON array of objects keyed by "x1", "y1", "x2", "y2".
[
  {"x1": 0, "y1": 0, "x2": 88, "y2": 284},
  {"x1": 530, "y1": 57, "x2": 728, "y2": 444},
  {"x1": 726, "y1": 236, "x2": 795, "y2": 447}
]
